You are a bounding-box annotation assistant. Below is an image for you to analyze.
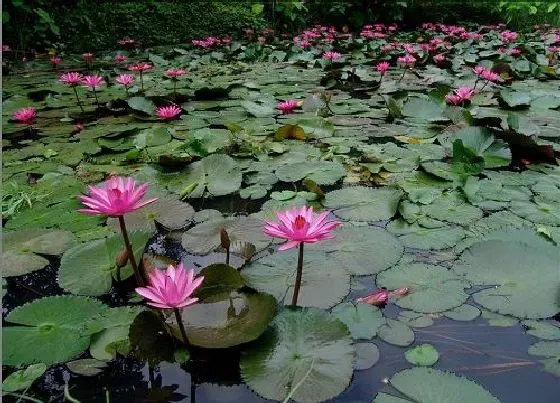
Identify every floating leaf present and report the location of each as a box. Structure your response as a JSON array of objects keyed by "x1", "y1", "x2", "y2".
[
  {"x1": 331, "y1": 302, "x2": 385, "y2": 340},
  {"x1": 58, "y1": 232, "x2": 149, "y2": 296},
  {"x1": 67, "y1": 359, "x2": 108, "y2": 377},
  {"x1": 243, "y1": 250, "x2": 350, "y2": 309},
  {"x1": 405, "y1": 344, "x2": 439, "y2": 366},
  {"x1": 129, "y1": 311, "x2": 175, "y2": 364},
  {"x1": 523, "y1": 320, "x2": 560, "y2": 341},
  {"x1": 275, "y1": 161, "x2": 345, "y2": 185},
  {"x1": 3, "y1": 296, "x2": 106, "y2": 365},
  {"x1": 444, "y1": 304, "x2": 481, "y2": 321},
  {"x1": 324, "y1": 186, "x2": 404, "y2": 222},
  {"x1": 275, "y1": 124, "x2": 306, "y2": 140},
  {"x1": 373, "y1": 368, "x2": 499, "y2": 403},
  {"x1": 195, "y1": 264, "x2": 246, "y2": 300},
  {"x1": 2, "y1": 363, "x2": 46, "y2": 392},
  {"x1": 127, "y1": 96, "x2": 157, "y2": 115},
  {"x1": 454, "y1": 234, "x2": 560, "y2": 318},
  {"x1": 240, "y1": 308, "x2": 354, "y2": 403},
  {"x1": 378, "y1": 318, "x2": 415, "y2": 347},
  {"x1": 499, "y1": 89, "x2": 531, "y2": 108},
  {"x1": 354, "y1": 342, "x2": 380, "y2": 370},
  {"x1": 402, "y1": 98, "x2": 448, "y2": 122},
  {"x1": 308, "y1": 226, "x2": 403, "y2": 275},
  {"x1": 377, "y1": 263, "x2": 470, "y2": 313}
]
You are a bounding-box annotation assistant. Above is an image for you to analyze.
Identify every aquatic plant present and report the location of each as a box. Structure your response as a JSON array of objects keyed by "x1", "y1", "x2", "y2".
[{"x1": 59, "y1": 72, "x2": 85, "y2": 112}]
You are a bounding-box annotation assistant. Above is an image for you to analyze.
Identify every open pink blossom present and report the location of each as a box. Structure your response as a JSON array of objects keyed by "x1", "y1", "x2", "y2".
[
  {"x1": 50, "y1": 56, "x2": 62, "y2": 66},
  {"x1": 397, "y1": 54, "x2": 416, "y2": 67},
  {"x1": 356, "y1": 289, "x2": 389, "y2": 306},
  {"x1": 12, "y1": 107, "x2": 37, "y2": 125},
  {"x1": 264, "y1": 205, "x2": 342, "y2": 250},
  {"x1": 59, "y1": 72, "x2": 85, "y2": 87},
  {"x1": 164, "y1": 68, "x2": 187, "y2": 79},
  {"x1": 445, "y1": 95, "x2": 463, "y2": 105},
  {"x1": 115, "y1": 54, "x2": 127, "y2": 63},
  {"x1": 433, "y1": 53, "x2": 446, "y2": 64},
  {"x1": 480, "y1": 69, "x2": 501, "y2": 82},
  {"x1": 322, "y1": 51, "x2": 342, "y2": 61},
  {"x1": 136, "y1": 263, "x2": 204, "y2": 309},
  {"x1": 74, "y1": 122, "x2": 84, "y2": 133},
  {"x1": 115, "y1": 74, "x2": 135, "y2": 87},
  {"x1": 472, "y1": 66, "x2": 486, "y2": 75},
  {"x1": 157, "y1": 105, "x2": 182, "y2": 120},
  {"x1": 129, "y1": 63, "x2": 152, "y2": 72},
  {"x1": 82, "y1": 75, "x2": 105, "y2": 89},
  {"x1": 376, "y1": 62, "x2": 390, "y2": 75},
  {"x1": 82, "y1": 52, "x2": 94, "y2": 61},
  {"x1": 500, "y1": 31, "x2": 518, "y2": 42},
  {"x1": 510, "y1": 48, "x2": 521, "y2": 56},
  {"x1": 277, "y1": 99, "x2": 298, "y2": 114},
  {"x1": 79, "y1": 176, "x2": 158, "y2": 217},
  {"x1": 455, "y1": 87, "x2": 475, "y2": 100}
]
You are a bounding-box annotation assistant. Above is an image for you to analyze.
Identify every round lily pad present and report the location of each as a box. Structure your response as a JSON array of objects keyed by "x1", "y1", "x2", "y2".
[
  {"x1": 522, "y1": 320, "x2": 560, "y2": 341},
  {"x1": 405, "y1": 344, "x2": 439, "y2": 366},
  {"x1": 355, "y1": 342, "x2": 380, "y2": 370},
  {"x1": 331, "y1": 302, "x2": 385, "y2": 340},
  {"x1": 378, "y1": 318, "x2": 415, "y2": 347},
  {"x1": 275, "y1": 161, "x2": 345, "y2": 185},
  {"x1": 377, "y1": 263, "x2": 470, "y2": 313},
  {"x1": 243, "y1": 250, "x2": 350, "y2": 309},
  {"x1": 3, "y1": 296, "x2": 107, "y2": 365},
  {"x1": 453, "y1": 234, "x2": 560, "y2": 319},
  {"x1": 240, "y1": 308, "x2": 354, "y2": 403},
  {"x1": 324, "y1": 186, "x2": 404, "y2": 222},
  {"x1": 444, "y1": 304, "x2": 481, "y2": 322},
  {"x1": 307, "y1": 226, "x2": 403, "y2": 275},
  {"x1": 373, "y1": 367, "x2": 499, "y2": 403},
  {"x1": 2, "y1": 363, "x2": 47, "y2": 392}
]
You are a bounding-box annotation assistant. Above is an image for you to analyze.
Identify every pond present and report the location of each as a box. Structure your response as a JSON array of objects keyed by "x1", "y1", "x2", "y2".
[{"x1": 2, "y1": 23, "x2": 560, "y2": 403}]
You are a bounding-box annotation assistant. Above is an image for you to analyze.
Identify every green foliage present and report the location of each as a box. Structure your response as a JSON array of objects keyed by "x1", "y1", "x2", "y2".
[{"x1": 495, "y1": 1, "x2": 560, "y2": 29}]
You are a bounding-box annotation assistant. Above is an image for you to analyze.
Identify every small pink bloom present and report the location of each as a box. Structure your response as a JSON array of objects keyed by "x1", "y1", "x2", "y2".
[
  {"x1": 510, "y1": 48, "x2": 521, "y2": 56},
  {"x1": 356, "y1": 289, "x2": 389, "y2": 306},
  {"x1": 472, "y1": 65, "x2": 486, "y2": 75},
  {"x1": 397, "y1": 54, "x2": 416, "y2": 67},
  {"x1": 264, "y1": 205, "x2": 342, "y2": 251},
  {"x1": 129, "y1": 63, "x2": 152, "y2": 72},
  {"x1": 136, "y1": 263, "x2": 204, "y2": 309},
  {"x1": 481, "y1": 69, "x2": 501, "y2": 82},
  {"x1": 74, "y1": 122, "x2": 84, "y2": 133},
  {"x1": 115, "y1": 54, "x2": 127, "y2": 63},
  {"x1": 50, "y1": 56, "x2": 62, "y2": 65},
  {"x1": 164, "y1": 68, "x2": 187, "y2": 79},
  {"x1": 433, "y1": 53, "x2": 446, "y2": 64},
  {"x1": 322, "y1": 51, "x2": 342, "y2": 61},
  {"x1": 116, "y1": 74, "x2": 135, "y2": 87},
  {"x1": 500, "y1": 31, "x2": 518, "y2": 42},
  {"x1": 82, "y1": 75, "x2": 105, "y2": 89},
  {"x1": 157, "y1": 105, "x2": 182, "y2": 120},
  {"x1": 2, "y1": 44, "x2": 11, "y2": 52},
  {"x1": 277, "y1": 99, "x2": 298, "y2": 114},
  {"x1": 12, "y1": 107, "x2": 37, "y2": 125},
  {"x1": 455, "y1": 87, "x2": 475, "y2": 100},
  {"x1": 445, "y1": 94, "x2": 463, "y2": 105},
  {"x1": 257, "y1": 36, "x2": 266, "y2": 43},
  {"x1": 82, "y1": 52, "x2": 94, "y2": 61},
  {"x1": 78, "y1": 176, "x2": 158, "y2": 217},
  {"x1": 376, "y1": 61, "x2": 390, "y2": 75},
  {"x1": 404, "y1": 43, "x2": 415, "y2": 54},
  {"x1": 59, "y1": 72, "x2": 85, "y2": 87}
]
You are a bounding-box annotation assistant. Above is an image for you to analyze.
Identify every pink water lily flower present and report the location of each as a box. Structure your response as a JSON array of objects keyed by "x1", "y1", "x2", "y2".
[
  {"x1": 115, "y1": 54, "x2": 127, "y2": 63},
  {"x1": 59, "y1": 72, "x2": 85, "y2": 86},
  {"x1": 445, "y1": 95, "x2": 463, "y2": 105},
  {"x1": 472, "y1": 66, "x2": 486, "y2": 75},
  {"x1": 82, "y1": 75, "x2": 105, "y2": 89},
  {"x1": 157, "y1": 105, "x2": 182, "y2": 120},
  {"x1": 129, "y1": 63, "x2": 152, "y2": 72},
  {"x1": 50, "y1": 56, "x2": 62, "y2": 66},
  {"x1": 376, "y1": 62, "x2": 390, "y2": 75},
  {"x1": 82, "y1": 52, "x2": 94, "y2": 61},
  {"x1": 79, "y1": 176, "x2": 158, "y2": 217},
  {"x1": 397, "y1": 54, "x2": 416, "y2": 67},
  {"x1": 455, "y1": 87, "x2": 475, "y2": 100},
  {"x1": 433, "y1": 53, "x2": 446, "y2": 64},
  {"x1": 115, "y1": 74, "x2": 135, "y2": 87},
  {"x1": 356, "y1": 289, "x2": 389, "y2": 306},
  {"x1": 12, "y1": 107, "x2": 37, "y2": 125},
  {"x1": 480, "y1": 69, "x2": 501, "y2": 82},
  {"x1": 277, "y1": 99, "x2": 298, "y2": 114},
  {"x1": 264, "y1": 205, "x2": 342, "y2": 250},
  {"x1": 164, "y1": 68, "x2": 187, "y2": 79},
  {"x1": 322, "y1": 51, "x2": 342, "y2": 61},
  {"x1": 135, "y1": 263, "x2": 204, "y2": 309}
]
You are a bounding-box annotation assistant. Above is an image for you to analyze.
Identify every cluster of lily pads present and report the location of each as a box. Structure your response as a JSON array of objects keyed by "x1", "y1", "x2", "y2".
[{"x1": 2, "y1": 21, "x2": 560, "y2": 402}]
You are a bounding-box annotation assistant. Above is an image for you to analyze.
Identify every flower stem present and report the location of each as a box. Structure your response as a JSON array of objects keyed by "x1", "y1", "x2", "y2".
[
  {"x1": 173, "y1": 80, "x2": 177, "y2": 97},
  {"x1": 117, "y1": 215, "x2": 145, "y2": 285},
  {"x1": 174, "y1": 307, "x2": 189, "y2": 344},
  {"x1": 398, "y1": 69, "x2": 406, "y2": 83},
  {"x1": 291, "y1": 242, "x2": 304, "y2": 306},
  {"x1": 139, "y1": 71, "x2": 144, "y2": 92},
  {"x1": 73, "y1": 87, "x2": 84, "y2": 113},
  {"x1": 93, "y1": 88, "x2": 99, "y2": 107}
]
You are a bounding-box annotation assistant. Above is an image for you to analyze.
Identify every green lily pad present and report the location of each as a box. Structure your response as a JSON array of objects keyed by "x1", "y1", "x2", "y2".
[
  {"x1": 402, "y1": 98, "x2": 448, "y2": 122},
  {"x1": 377, "y1": 263, "x2": 470, "y2": 313},
  {"x1": 170, "y1": 290, "x2": 276, "y2": 348},
  {"x1": 422, "y1": 193, "x2": 483, "y2": 225},
  {"x1": 444, "y1": 304, "x2": 481, "y2": 321},
  {"x1": 129, "y1": 310, "x2": 175, "y2": 364},
  {"x1": 127, "y1": 97, "x2": 157, "y2": 115},
  {"x1": 2, "y1": 229, "x2": 75, "y2": 277},
  {"x1": 307, "y1": 226, "x2": 403, "y2": 275},
  {"x1": 523, "y1": 320, "x2": 560, "y2": 341},
  {"x1": 3, "y1": 296, "x2": 107, "y2": 365},
  {"x1": 324, "y1": 186, "x2": 404, "y2": 222},
  {"x1": 354, "y1": 342, "x2": 380, "y2": 370},
  {"x1": 195, "y1": 263, "x2": 246, "y2": 300},
  {"x1": 453, "y1": 234, "x2": 560, "y2": 318},
  {"x1": 499, "y1": 89, "x2": 531, "y2": 108},
  {"x1": 388, "y1": 221, "x2": 466, "y2": 250},
  {"x1": 240, "y1": 308, "x2": 354, "y2": 403},
  {"x1": 67, "y1": 359, "x2": 108, "y2": 377},
  {"x1": 528, "y1": 341, "x2": 560, "y2": 358},
  {"x1": 378, "y1": 318, "x2": 415, "y2": 347},
  {"x1": 331, "y1": 302, "x2": 385, "y2": 340},
  {"x1": 275, "y1": 161, "x2": 345, "y2": 185},
  {"x1": 405, "y1": 344, "x2": 439, "y2": 366},
  {"x1": 2, "y1": 363, "x2": 47, "y2": 392},
  {"x1": 58, "y1": 231, "x2": 149, "y2": 296},
  {"x1": 243, "y1": 250, "x2": 350, "y2": 309},
  {"x1": 373, "y1": 367, "x2": 499, "y2": 403}
]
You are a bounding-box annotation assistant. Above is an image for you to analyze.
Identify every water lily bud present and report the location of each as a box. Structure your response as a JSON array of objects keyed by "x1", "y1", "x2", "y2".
[
  {"x1": 356, "y1": 289, "x2": 389, "y2": 306},
  {"x1": 220, "y1": 228, "x2": 231, "y2": 249},
  {"x1": 115, "y1": 247, "x2": 129, "y2": 268}
]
